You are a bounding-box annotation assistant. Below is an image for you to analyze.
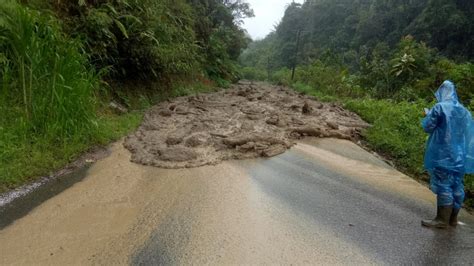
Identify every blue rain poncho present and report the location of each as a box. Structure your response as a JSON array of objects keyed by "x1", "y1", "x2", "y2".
[{"x1": 422, "y1": 80, "x2": 474, "y2": 175}]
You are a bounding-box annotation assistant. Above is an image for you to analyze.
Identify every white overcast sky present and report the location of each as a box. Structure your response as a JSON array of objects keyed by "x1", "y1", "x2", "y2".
[{"x1": 242, "y1": 0, "x2": 305, "y2": 40}]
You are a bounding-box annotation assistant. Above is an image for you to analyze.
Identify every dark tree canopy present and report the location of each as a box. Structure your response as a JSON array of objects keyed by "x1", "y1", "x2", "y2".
[{"x1": 242, "y1": 0, "x2": 474, "y2": 70}]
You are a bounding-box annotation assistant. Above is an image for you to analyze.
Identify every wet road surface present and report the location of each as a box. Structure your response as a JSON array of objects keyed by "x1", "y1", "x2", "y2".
[{"x1": 1, "y1": 138, "x2": 473, "y2": 265}]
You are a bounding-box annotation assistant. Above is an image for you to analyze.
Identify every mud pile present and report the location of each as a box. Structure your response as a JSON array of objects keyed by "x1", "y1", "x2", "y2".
[{"x1": 124, "y1": 81, "x2": 370, "y2": 168}]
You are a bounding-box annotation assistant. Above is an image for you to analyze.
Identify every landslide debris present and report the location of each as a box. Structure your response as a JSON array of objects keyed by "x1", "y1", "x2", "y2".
[{"x1": 124, "y1": 81, "x2": 370, "y2": 168}]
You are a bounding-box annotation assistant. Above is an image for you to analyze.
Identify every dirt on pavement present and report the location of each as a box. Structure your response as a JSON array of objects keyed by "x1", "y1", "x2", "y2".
[{"x1": 124, "y1": 81, "x2": 370, "y2": 168}]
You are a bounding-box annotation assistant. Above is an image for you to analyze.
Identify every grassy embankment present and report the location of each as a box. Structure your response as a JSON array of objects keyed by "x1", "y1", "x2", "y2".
[
  {"x1": 0, "y1": 84, "x2": 215, "y2": 193},
  {"x1": 291, "y1": 82, "x2": 474, "y2": 207},
  {"x1": 0, "y1": 1, "x2": 216, "y2": 193}
]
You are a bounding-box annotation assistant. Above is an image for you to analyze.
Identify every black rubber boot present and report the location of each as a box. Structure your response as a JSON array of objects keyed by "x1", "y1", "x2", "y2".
[
  {"x1": 422, "y1": 206, "x2": 453, "y2": 229},
  {"x1": 450, "y1": 208, "x2": 460, "y2": 227}
]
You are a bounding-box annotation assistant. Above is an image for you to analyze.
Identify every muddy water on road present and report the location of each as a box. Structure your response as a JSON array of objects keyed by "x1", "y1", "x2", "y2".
[
  {"x1": 0, "y1": 138, "x2": 473, "y2": 265},
  {"x1": 0, "y1": 143, "x2": 148, "y2": 264},
  {"x1": 0, "y1": 140, "x2": 376, "y2": 265},
  {"x1": 130, "y1": 159, "x2": 376, "y2": 265},
  {"x1": 0, "y1": 167, "x2": 90, "y2": 229}
]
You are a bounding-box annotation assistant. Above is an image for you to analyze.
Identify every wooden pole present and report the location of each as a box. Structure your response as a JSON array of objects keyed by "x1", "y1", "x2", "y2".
[{"x1": 291, "y1": 30, "x2": 301, "y2": 81}]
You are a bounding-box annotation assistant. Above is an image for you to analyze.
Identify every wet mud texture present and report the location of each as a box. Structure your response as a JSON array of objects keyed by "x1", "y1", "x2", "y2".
[{"x1": 124, "y1": 81, "x2": 370, "y2": 168}]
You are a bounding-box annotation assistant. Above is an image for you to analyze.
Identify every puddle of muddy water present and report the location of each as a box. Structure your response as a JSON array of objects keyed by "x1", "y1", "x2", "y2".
[{"x1": 0, "y1": 166, "x2": 90, "y2": 229}]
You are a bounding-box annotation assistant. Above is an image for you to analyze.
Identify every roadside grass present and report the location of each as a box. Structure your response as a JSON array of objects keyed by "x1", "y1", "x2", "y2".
[
  {"x1": 0, "y1": 80, "x2": 217, "y2": 193},
  {"x1": 291, "y1": 82, "x2": 474, "y2": 208},
  {"x1": 0, "y1": 1, "x2": 98, "y2": 138},
  {"x1": 0, "y1": 0, "x2": 100, "y2": 192},
  {"x1": 344, "y1": 99, "x2": 427, "y2": 177},
  {"x1": 0, "y1": 111, "x2": 142, "y2": 193}
]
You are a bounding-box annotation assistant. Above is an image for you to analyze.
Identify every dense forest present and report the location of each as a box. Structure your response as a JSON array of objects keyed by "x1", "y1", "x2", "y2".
[
  {"x1": 240, "y1": 0, "x2": 474, "y2": 203},
  {"x1": 245, "y1": 0, "x2": 474, "y2": 64},
  {"x1": 241, "y1": 0, "x2": 474, "y2": 101},
  {"x1": 0, "y1": 0, "x2": 253, "y2": 190}
]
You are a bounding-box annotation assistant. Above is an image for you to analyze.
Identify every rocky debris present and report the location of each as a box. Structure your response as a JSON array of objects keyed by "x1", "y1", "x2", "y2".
[
  {"x1": 158, "y1": 147, "x2": 198, "y2": 162},
  {"x1": 166, "y1": 136, "x2": 183, "y2": 146},
  {"x1": 124, "y1": 82, "x2": 370, "y2": 168},
  {"x1": 159, "y1": 109, "x2": 172, "y2": 117},
  {"x1": 261, "y1": 144, "x2": 287, "y2": 157},
  {"x1": 327, "y1": 121, "x2": 339, "y2": 130},
  {"x1": 185, "y1": 133, "x2": 209, "y2": 147},
  {"x1": 302, "y1": 102, "x2": 312, "y2": 114}
]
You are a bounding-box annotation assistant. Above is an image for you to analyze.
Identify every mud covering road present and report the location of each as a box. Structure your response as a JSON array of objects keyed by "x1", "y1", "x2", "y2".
[
  {"x1": 1, "y1": 138, "x2": 473, "y2": 265},
  {"x1": 124, "y1": 81, "x2": 369, "y2": 168}
]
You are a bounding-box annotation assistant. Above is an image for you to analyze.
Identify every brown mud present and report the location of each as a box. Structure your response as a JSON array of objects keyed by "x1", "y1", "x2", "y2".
[{"x1": 124, "y1": 81, "x2": 370, "y2": 168}]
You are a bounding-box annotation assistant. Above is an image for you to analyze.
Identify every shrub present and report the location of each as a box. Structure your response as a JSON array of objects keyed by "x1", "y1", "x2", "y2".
[
  {"x1": 47, "y1": 0, "x2": 201, "y2": 81},
  {"x1": 239, "y1": 67, "x2": 267, "y2": 81},
  {"x1": 446, "y1": 62, "x2": 474, "y2": 103},
  {"x1": 270, "y1": 68, "x2": 292, "y2": 86}
]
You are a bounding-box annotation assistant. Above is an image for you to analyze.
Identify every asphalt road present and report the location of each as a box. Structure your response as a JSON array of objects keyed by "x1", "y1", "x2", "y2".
[{"x1": 1, "y1": 138, "x2": 473, "y2": 265}]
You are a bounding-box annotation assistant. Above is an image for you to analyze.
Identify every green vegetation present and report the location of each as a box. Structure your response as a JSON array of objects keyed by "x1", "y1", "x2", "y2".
[
  {"x1": 0, "y1": 0, "x2": 252, "y2": 192},
  {"x1": 242, "y1": 36, "x2": 474, "y2": 103},
  {"x1": 0, "y1": 111, "x2": 143, "y2": 192},
  {"x1": 241, "y1": 0, "x2": 474, "y2": 70},
  {"x1": 0, "y1": 1, "x2": 97, "y2": 138},
  {"x1": 0, "y1": 0, "x2": 99, "y2": 191},
  {"x1": 239, "y1": 0, "x2": 474, "y2": 206},
  {"x1": 37, "y1": 0, "x2": 253, "y2": 83}
]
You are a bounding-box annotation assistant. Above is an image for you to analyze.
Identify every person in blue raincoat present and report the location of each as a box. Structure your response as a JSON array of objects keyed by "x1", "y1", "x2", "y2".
[{"x1": 421, "y1": 80, "x2": 474, "y2": 229}]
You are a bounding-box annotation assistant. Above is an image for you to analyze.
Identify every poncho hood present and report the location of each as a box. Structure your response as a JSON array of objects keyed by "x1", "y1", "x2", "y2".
[{"x1": 435, "y1": 80, "x2": 458, "y2": 102}]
